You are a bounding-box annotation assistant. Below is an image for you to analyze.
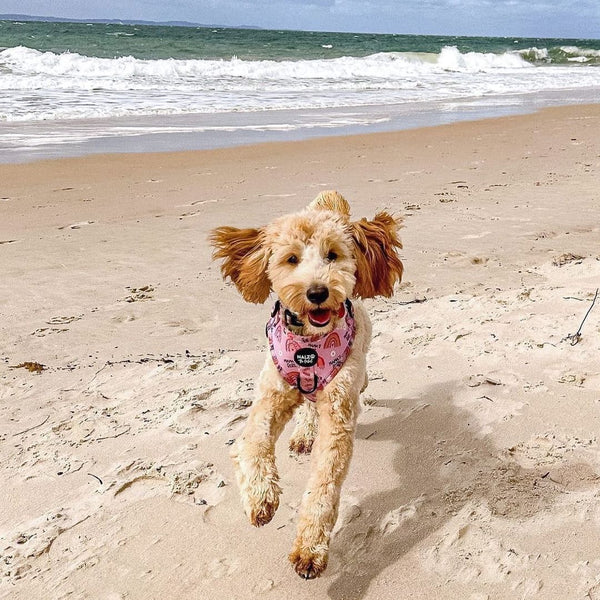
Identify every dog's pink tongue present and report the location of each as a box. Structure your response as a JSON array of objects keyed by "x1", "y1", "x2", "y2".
[{"x1": 309, "y1": 308, "x2": 331, "y2": 325}]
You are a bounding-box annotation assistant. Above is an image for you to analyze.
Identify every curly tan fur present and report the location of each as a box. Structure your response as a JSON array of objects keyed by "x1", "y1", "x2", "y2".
[
  {"x1": 351, "y1": 212, "x2": 404, "y2": 298},
  {"x1": 210, "y1": 226, "x2": 271, "y2": 303},
  {"x1": 210, "y1": 191, "x2": 403, "y2": 579}
]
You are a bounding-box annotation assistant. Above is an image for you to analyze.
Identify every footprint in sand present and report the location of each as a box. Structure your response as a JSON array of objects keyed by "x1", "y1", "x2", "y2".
[
  {"x1": 435, "y1": 191, "x2": 457, "y2": 203},
  {"x1": 379, "y1": 496, "x2": 426, "y2": 536},
  {"x1": 506, "y1": 432, "x2": 598, "y2": 469},
  {"x1": 165, "y1": 319, "x2": 201, "y2": 335},
  {"x1": 200, "y1": 557, "x2": 239, "y2": 581},
  {"x1": 2, "y1": 511, "x2": 94, "y2": 583},
  {"x1": 252, "y1": 579, "x2": 276, "y2": 593},
  {"x1": 46, "y1": 315, "x2": 83, "y2": 325},
  {"x1": 531, "y1": 230, "x2": 558, "y2": 240},
  {"x1": 110, "y1": 459, "x2": 225, "y2": 508},
  {"x1": 31, "y1": 327, "x2": 69, "y2": 337},
  {"x1": 122, "y1": 285, "x2": 155, "y2": 303},
  {"x1": 170, "y1": 378, "x2": 253, "y2": 435},
  {"x1": 423, "y1": 503, "x2": 546, "y2": 586},
  {"x1": 454, "y1": 374, "x2": 524, "y2": 435}
]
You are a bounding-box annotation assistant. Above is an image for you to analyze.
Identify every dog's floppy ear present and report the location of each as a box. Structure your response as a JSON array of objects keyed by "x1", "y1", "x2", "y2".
[
  {"x1": 210, "y1": 226, "x2": 271, "y2": 303},
  {"x1": 351, "y1": 212, "x2": 404, "y2": 298}
]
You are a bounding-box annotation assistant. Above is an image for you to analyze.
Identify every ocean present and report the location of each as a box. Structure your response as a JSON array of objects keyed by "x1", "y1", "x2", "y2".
[{"x1": 1, "y1": 20, "x2": 599, "y2": 162}]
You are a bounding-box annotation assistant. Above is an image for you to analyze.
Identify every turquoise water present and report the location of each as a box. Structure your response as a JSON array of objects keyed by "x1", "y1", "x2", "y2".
[{"x1": 1, "y1": 20, "x2": 599, "y2": 62}]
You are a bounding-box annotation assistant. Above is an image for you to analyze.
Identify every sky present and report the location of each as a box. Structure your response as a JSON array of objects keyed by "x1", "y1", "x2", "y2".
[{"x1": 2, "y1": 0, "x2": 599, "y2": 38}]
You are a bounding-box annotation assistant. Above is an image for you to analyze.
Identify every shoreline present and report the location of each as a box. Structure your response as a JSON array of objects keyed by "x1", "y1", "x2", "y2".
[
  {"x1": 2, "y1": 102, "x2": 600, "y2": 599},
  {"x1": 2, "y1": 89, "x2": 599, "y2": 164}
]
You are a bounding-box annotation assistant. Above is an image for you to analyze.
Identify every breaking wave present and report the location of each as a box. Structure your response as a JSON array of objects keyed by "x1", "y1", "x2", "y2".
[{"x1": 0, "y1": 44, "x2": 598, "y2": 121}]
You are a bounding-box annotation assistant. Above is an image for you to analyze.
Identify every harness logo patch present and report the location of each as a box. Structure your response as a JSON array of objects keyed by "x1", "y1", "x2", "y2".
[{"x1": 294, "y1": 347, "x2": 318, "y2": 367}]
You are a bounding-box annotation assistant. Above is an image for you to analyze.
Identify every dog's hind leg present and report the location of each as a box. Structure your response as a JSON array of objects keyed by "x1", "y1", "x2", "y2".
[
  {"x1": 231, "y1": 359, "x2": 302, "y2": 527},
  {"x1": 289, "y1": 401, "x2": 318, "y2": 455},
  {"x1": 289, "y1": 372, "x2": 362, "y2": 579}
]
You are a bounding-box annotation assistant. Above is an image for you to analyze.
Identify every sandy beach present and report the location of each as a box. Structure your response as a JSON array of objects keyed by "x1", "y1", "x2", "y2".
[{"x1": 2, "y1": 103, "x2": 600, "y2": 599}]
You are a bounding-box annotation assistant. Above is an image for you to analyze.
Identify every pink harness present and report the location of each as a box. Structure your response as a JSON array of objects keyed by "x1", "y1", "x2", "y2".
[{"x1": 266, "y1": 300, "x2": 356, "y2": 402}]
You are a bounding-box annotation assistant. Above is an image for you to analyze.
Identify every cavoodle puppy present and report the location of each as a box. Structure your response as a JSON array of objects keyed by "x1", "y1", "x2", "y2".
[{"x1": 210, "y1": 191, "x2": 403, "y2": 579}]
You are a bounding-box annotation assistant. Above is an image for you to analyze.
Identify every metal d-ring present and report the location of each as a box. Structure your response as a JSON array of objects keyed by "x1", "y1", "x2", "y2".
[{"x1": 296, "y1": 373, "x2": 318, "y2": 395}]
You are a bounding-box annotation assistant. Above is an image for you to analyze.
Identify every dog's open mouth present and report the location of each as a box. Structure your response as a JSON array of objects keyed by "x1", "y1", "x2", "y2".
[{"x1": 308, "y1": 308, "x2": 331, "y2": 327}]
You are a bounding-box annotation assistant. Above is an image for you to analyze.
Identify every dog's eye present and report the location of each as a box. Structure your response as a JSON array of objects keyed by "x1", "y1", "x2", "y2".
[
  {"x1": 287, "y1": 254, "x2": 299, "y2": 265},
  {"x1": 326, "y1": 250, "x2": 338, "y2": 262}
]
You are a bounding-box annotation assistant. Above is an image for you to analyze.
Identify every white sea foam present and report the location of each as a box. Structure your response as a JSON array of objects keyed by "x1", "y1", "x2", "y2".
[
  {"x1": 0, "y1": 45, "x2": 599, "y2": 123},
  {"x1": 0, "y1": 45, "x2": 530, "y2": 83},
  {"x1": 521, "y1": 47, "x2": 549, "y2": 61},
  {"x1": 560, "y1": 45, "x2": 600, "y2": 58},
  {"x1": 438, "y1": 46, "x2": 531, "y2": 71}
]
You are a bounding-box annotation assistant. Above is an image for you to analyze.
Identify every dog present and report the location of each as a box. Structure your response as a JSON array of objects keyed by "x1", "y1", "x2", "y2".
[{"x1": 210, "y1": 191, "x2": 403, "y2": 579}]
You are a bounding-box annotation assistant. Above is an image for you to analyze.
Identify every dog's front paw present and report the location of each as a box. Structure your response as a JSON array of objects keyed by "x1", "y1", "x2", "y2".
[
  {"x1": 289, "y1": 545, "x2": 328, "y2": 579},
  {"x1": 248, "y1": 490, "x2": 280, "y2": 527},
  {"x1": 238, "y1": 476, "x2": 282, "y2": 527},
  {"x1": 231, "y1": 441, "x2": 282, "y2": 527},
  {"x1": 289, "y1": 402, "x2": 317, "y2": 455},
  {"x1": 289, "y1": 435, "x2": 314, "y2": 455}
]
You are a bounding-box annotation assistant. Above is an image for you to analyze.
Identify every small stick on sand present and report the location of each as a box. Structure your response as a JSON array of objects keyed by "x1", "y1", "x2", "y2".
[
  {"x1": 88, "y1": 473, "x2": 103, "y2": 485},
  {"x1": 90, "y1": 425, "x2": 131, "y2": 442},
  {"x1": 397, "y1": 298, "x2": 427, "y2": 305},
  {"x1": 13, "y1": 415, "x2": 50, "y2": 437}
]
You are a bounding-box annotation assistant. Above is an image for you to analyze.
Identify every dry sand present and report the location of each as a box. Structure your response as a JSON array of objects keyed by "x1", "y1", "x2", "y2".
[{"x1": 1, "y1": 104, "x2": 600, "y2": 600}]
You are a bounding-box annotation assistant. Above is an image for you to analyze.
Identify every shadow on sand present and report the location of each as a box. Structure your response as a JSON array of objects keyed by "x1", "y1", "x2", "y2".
[{"x1": 325, "y1": 382, "x2": 571, "y2": 600}]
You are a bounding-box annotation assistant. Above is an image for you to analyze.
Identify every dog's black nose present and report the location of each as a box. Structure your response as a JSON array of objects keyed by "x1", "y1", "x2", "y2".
[{"x1": 306, "y1": 284, "x2": 329, "y2": 305}]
